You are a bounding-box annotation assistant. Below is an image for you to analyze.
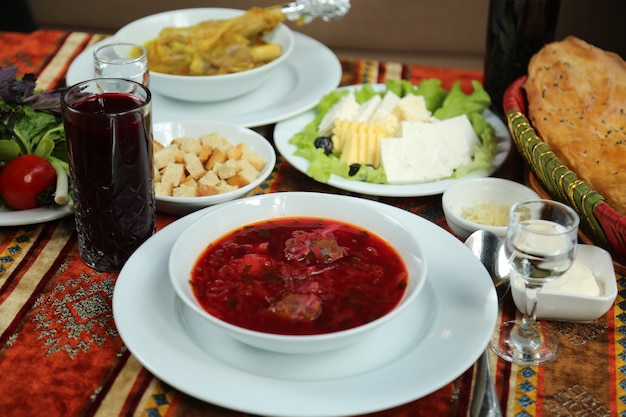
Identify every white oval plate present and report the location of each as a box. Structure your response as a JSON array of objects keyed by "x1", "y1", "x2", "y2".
[
  {"x1": 65, "y1": 32, "x2": 341, "y2": 127},
  {"x1": 273, "y1": 85, "x2": 512, "y2": 197},
  {"x1": 113, "y1": 193, "x2": 498, "y2": 417}
]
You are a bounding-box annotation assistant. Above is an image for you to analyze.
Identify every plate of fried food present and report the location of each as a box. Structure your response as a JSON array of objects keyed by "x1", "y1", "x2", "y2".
[{"x1": 116, "y1": 7, "x2": 295, "y2": 102}]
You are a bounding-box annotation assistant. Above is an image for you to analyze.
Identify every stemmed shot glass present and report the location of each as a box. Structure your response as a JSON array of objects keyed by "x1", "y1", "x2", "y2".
[{"x1": 491, "y1": 199, "x2": 579, "y2": 365}]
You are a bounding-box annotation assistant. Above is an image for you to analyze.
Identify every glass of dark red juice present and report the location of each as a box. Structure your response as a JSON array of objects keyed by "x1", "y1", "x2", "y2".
[{"x1": 61, "y1": 78, "x2": 156, "y2": 272}]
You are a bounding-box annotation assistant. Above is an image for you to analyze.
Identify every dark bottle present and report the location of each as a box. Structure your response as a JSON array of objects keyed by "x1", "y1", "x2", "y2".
[{"x1": 483, "y1": 0, "x2": 561, "y2": 118}]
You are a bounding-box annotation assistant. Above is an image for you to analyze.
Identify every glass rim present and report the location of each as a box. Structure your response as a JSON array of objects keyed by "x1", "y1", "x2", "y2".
[
  {"x1": 93, "y1": 42, "x2": 148, "y2": 65},
  {"x1": 61, "y1": 78, "x2": 152, "y2": 116},
  {"x1": 509, "y1": 198, "x2": 580, "y2": 232}
]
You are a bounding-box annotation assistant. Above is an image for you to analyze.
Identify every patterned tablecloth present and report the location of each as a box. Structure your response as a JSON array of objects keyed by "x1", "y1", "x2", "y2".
[{"x1": 0, "y1": 30, "x2": 622, "y2": 417}]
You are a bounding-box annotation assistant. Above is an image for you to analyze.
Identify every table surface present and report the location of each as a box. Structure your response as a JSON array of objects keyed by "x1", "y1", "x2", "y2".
[{"x1": 0, "y1": 29, "x2": 623, "y2": 417}]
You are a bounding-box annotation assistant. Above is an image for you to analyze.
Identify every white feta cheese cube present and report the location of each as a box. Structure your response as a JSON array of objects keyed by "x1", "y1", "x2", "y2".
[
  {"x1": 354, "y1": 95, "x2": 382, "y2": 122},
  {"x1": 318, "y1": 93, "x2": 360, "y2": 136},
  {"x1": 393, "y1": 94, "x2": 435, "y2": 122},
  {"x1": 381, "y1": 137, "x2": 455, "y2": 183},
  {"x1": 381, "y1": 114, "x2": 481, "y2": 184}
]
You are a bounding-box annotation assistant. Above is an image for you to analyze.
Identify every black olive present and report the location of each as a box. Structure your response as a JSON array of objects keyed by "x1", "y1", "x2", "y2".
[
  {"x1": 313, "y1": 136, "x2": 333, "y2": 155},
  {"x1": 348, "y1": 164, "x2": 361, "y2": 176}
]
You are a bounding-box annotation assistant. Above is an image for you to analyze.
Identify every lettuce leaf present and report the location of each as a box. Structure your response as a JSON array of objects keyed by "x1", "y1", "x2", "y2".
[{"x1": 433, "y1": 80, "x2": 491, "y2": 120}]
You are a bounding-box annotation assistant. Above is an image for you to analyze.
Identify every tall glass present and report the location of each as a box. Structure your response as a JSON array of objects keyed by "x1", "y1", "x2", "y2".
[
  {"x1": 94, "y1": 42, "x2": 150, "y2": 86},
  {"x1": 492, "y1": 199, "x2": 579, "y2": 365},
  {"x1": 61, "y1": 78, "x2": 156, "y2": 272}
]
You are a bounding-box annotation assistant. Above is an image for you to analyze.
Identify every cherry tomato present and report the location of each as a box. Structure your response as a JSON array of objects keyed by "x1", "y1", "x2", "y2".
[{"x1": 0, "y1": 154, "x2": 56, "y2": 210}]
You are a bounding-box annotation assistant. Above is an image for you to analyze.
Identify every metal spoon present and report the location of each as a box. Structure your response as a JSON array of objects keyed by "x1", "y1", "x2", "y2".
[{"x1": 465, "y1": 230, "x2": 511, "y2": 417}]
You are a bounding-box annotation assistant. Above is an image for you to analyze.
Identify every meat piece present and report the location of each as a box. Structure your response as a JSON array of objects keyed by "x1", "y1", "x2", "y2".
[
  {"x1": 268, "y1": 292, "x2": 322, "y2": 322},
  {"x1": 283, "y1": 226, "x2": 347, "y2": 263},
  {"x1": 309, "y1": 238, "x2": 346, "y2": 263}
]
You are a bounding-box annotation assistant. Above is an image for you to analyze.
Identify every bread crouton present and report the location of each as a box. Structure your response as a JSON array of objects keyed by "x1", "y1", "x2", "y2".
[
  {"x1": 198, "y1": 144, "x2": 213, "y2": 163},
  {"x1": 226, "y1": 159, "x2": 260, "y2": 188},
  {"x1": 172, "y1": 185, "x2": 197, "y2": 197},
  {"x1": 205, "y1": 148, "x2": 227, "y2": 170},
  {"x1": 153, "y1": 165, "x2": 161, "y2": 182},
  {"x1": 183, "y1": 153, "x2": 206, "y2": 180},
  {"x1": 153, "y1": 132, "x2": 266, "y2": 199},
  {"x1": 226, "y1": 145, "x2": 243, "y2": 160},
  {"x1": 180, "y1": 175, "x2": 197, "y2": 188},
  {"x1": 172, "y1": 136, "x2": 203, "y2": 154},
  {"x1": 200, "y1": 132, "x2": 228, "y2": 148},
  {"x1": 198, "y1": 170, "x2": 220, "y2": 187},
  {"x1": 213, "y1": 159, "x2": 238, "y2": 179},
  {"x1": 153, "y1": 140, "x2": 165, "y2": 152},
  {"x1": 153, "y1": 145, "x2": 179, "y2": 170},
  {"x1": 216, "y1": 182, "x2": 238, "y2": 194},
  {"x1": 243, "y1": 152, "x2": 266, "y2": 171},
  {"x1": 197, "y1": 183, "x2": 220, "y2": 196},
  {"x1": 161, "y1": 163, "x2": 185, "y2": 187},
  {"x1": 155, "y1": 182, "x2": 174, "y2": 196}
]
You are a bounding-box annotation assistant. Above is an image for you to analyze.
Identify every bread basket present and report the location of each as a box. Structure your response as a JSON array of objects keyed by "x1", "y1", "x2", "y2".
[{"x1": 503, "y1": 76, "x2": 626, "y2": 273}]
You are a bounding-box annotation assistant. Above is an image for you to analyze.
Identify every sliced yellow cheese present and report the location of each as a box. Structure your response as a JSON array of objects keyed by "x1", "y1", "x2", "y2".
[{"x1": 333, "y1": 120, "x2": 390, "y2": 167}]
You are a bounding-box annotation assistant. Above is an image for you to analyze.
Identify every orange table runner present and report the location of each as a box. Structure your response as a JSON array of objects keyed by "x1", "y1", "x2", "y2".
[{"x1": 0, "y1": 29, "x2": 623, "y2": 417}]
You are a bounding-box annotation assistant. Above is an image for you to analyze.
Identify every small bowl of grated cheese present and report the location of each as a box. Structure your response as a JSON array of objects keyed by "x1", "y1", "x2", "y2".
[{"x1": 442, "y1": 177, "x2": 541, "y2": 240}]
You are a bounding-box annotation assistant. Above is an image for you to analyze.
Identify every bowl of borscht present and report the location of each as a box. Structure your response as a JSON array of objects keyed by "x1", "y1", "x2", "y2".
[{"x1": 169, "y1": 192, "x2": 427, "y2": 354}]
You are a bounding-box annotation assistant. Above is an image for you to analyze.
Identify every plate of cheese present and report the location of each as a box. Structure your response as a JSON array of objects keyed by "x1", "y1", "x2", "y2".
[{"x1": 274, "y1": 82, "x2": 512, "y2": 197}]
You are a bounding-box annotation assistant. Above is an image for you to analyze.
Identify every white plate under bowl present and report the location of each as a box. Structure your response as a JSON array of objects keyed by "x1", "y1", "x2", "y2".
[
  {"x1": 65, "y1": 32, "x2": 341, "y2": 127},
  {"x1": 152, "y1": 120, "x2": 276, "y2": 215},
  {"x1": 113, "y1": 194, "x2": 498, "y2": 417},
  {"x1": 511, "y1": 244, "x2": 618, "y2": 322},
  {"x1": 273, "y1": 84, "x2": 512, "y2": 197}
]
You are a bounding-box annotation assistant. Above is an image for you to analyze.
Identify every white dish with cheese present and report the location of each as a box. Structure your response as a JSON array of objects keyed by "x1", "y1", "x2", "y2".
[
  {"x1": 273, "y1": 84, "x2": 512, "y2": 197},
  {"x1": 511, "y1": 244, "x2": 617, "y2": 322},
  {"x1": 442, "y1": 177, "x2": 541, "y2": 240}
]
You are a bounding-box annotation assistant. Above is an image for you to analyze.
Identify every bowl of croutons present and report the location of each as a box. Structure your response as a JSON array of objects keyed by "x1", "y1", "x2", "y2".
[{"x1": 152, "y1": 120, "x2": 276, "y2": 215}]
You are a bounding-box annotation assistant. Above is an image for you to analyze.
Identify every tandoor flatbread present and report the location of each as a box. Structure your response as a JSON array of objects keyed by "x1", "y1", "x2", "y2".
[{"x1": 524, "y1": 36, "x2": 626, "y2": 215}]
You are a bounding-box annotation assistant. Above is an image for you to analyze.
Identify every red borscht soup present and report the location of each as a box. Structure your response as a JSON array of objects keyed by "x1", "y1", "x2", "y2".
[{"x1": 190, "y1": 217, "x2": 409, "y2": 335}]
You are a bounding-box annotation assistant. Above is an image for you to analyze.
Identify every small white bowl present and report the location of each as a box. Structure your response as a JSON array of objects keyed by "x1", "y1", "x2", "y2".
[
  {"x1": 115, "y1": 8, "x2": 295, "y2": 102},
  {"x1": 169, "y1": 192, "x2": 427, "y2": 354},
  {"x1": 442, "y1": 177, "x2": 541, "y2": 240},
  {"x1": 153, "y1": 120, "x2": 276, "y2": 215},
  {"x1": 511, "y1": 244, "x2": 617, "y2": 322}
]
